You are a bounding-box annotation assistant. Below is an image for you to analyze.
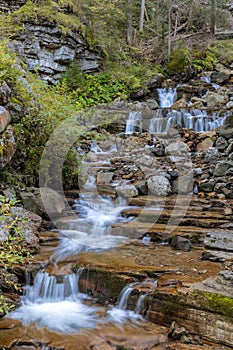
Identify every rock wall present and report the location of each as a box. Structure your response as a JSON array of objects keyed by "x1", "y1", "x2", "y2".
[
  {"x1": 0, "y1": 0, "x2": 26, "y2": 12},
  {"x1": 10, "y1": 21, "x2": 102, "y2": 84}
]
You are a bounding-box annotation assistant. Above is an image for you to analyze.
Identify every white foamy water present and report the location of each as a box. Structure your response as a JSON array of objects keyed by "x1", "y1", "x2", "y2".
[
  {"x1": 53, "y1": 195, "x2": 131, "y2": 261},
  {"x1": 157, "y1": 87, "x2": 177, "y2": 108},
  {"x1": 149, "y1": 109, "x2": 228, "y2": 133},
  {"x1": 125, "y1": 111, "x2": 142, "y2": 134},
  {"x1": 107, "y1": 283, "x2": 143, "y2": 324},
  {"x1": 7, "y1": 271, "x2": 100, "y2": 333}
]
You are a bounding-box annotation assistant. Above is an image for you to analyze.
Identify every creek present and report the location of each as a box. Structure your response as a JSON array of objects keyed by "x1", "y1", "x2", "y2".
[{"x1": 1, "y1": 87, "x2": 232, "y2": 350}]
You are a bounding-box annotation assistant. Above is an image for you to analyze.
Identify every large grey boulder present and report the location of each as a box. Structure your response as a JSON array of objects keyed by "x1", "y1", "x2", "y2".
[
  {"x1": 20, "y1": 187, "x2": 66, "y2": 218},
  {"x1": 147, "y1": 175, "x2": 171, "y2": 196}
]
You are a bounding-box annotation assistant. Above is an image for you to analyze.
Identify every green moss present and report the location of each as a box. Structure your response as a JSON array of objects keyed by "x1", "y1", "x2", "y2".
[
  {"x1": 151, "y1": 289, "x2": 233, "y2": 319},
  {"x1": 191, "y1": 290, "x2": 233, "y2": 317},
  {"x1": 8, "y1": 0, "x2": 80, "y2": 34},
  {"x1": 79, "y1": 268, "x2": 127, "y2": 302}
]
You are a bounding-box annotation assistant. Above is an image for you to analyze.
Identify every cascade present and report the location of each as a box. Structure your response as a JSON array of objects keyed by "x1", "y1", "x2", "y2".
[
  {"x1": 125, "y1": 111, "x2": 142, "y2": 134},
  {"x1": 8, "y1": 269, "x2": 100, "y2": 333},
  {"x1": 157, "y1": 87, "x2": 177, "y2": 108},
  {"x1": 135, "y1": 294, "x2": 146, "y2": 314},
  {"x1": 53, "y1": 194, "x2": 130, "y2": 261},
  {"x1": 7, "y1": 140, "x2": 139, "y2": 333},
  {"x1": 149, "y1": 109, "x2": 228, "y2": 134}
]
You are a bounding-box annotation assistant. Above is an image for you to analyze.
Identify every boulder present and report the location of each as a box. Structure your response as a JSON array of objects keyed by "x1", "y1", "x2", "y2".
[
  {"x1": 116, "y1": 184, "x2": 138, "y2": 198},
  {"x1": 147, "y1": 74, "x2": 164, "y2": 89},
  {"x1": 204, "y1": 230, "x2": 233, "y2": 251},
  {"x1": 146, "y1": 99, "x2": 159, "y2": 110},
  {"x1": 165, "y1": 141, "x2": 189, "y2": 156},
  {"x1": 147, "y1": 175, "x2": 171, "y2": 196},
  {"x1": 20, "y1": 187, "x2": 66, "y2": 219},
  {"x1": 172, "y1": 175, "x2": 193, "y2": 194},
  {"x1": 0, "y1": 82, "x2": 11, "y2": 105},
  {"x1": 205, "y1": 92, "x2": 227, "y2": 108},
  {"x1": 214, "y1": 160, "x2": 233, "y2": 177},
  {"x1": 170, "y1": 235, "x2": 191, "y2": 252},
  {"x1": 0, "y1": 106, "x2": 11, "y2": 133},
  {"x1": 96, "y1": 171, "x2": 114, "y2": 185}
]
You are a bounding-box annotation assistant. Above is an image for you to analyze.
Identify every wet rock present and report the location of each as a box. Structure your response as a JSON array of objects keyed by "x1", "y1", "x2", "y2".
[
  {"x1": 147, "y1": 175, "x2": 171, "y2": 196},
  {"x1": 170, "y1": 235, "x2": 192, "y2": 252},
  {"x1": 146, "y1": 99, "x2": 159, "y2": 110},
  {"x1": 170, "y1": 96, "x2": 188, "y2": 109},
  {"x1": 205, "y1": 91, "x2": 227, "y2": 108}
]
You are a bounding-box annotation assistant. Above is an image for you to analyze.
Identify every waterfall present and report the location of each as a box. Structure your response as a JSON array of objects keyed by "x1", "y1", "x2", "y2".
[
  {"x1": 157, "y1": 87, "x2": 177, "y2": 108},
  {"x1": 125, "y1": 111, "x2": 142, "y2": 134},
  {"x1": 149, "y1": 109, "x2": 228, "y2": 134},
  {"x1": 7, "y1": 269, "x2": 100, "y2": 333},
  {"x1": 116, "y1": 283, "x2": 136, "y2": 310},
  {"x1": 53, "y1": 195, "x2": 130, "y2": 261},
  {"x1": 135, "y1": 294, "x2": 146, "y2": 314}
]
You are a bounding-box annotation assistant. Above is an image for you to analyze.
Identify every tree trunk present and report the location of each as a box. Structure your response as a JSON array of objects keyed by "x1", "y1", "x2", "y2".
[
  {"x1": 139, "y1": 0, "x2": 146, "y2": 32},
  {"x1": 127, "y1": 0, "x2": 133, "y2": 44},
  {"x1": 168, "y1": 0, "x2": 172, "y2": 62},
  {"x1": 210, "y1": 0, "x2": 215, "y2": 35}
]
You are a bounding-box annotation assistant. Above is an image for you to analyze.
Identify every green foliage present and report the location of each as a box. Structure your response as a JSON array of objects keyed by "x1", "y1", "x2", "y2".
[
  {"x1": 12, "y1": 0, "x2": 80, "y2": 34},
  {"x1": 0, "y1": 294, "x2": 15, "y2": 315},
  {"x1": 0, "y1": 196, "x2": 33, "y2": 315},
  {"x1": 211, "y1": 40, "x2": 233, "y2": 66},
  {"x1": 0, "y1": 41, "x2": 31, "y2": 108},
  {"x1": 18, "y1": 79, "x2": 81, "y2": 187},
  {"x1": 62, "y1": 60, "x2": 163, "y2": 109},
  {"x1": 167, "y1": 47, "x2": 191, "y2": 73},
  {"x1": 192, "y1": 48, "x2": 218, "y2": 72}
]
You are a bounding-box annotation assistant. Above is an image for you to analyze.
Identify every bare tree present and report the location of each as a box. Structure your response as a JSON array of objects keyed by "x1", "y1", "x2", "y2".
[
  {"x1": 127, "y1": 0, "x2": 133, "y2": 44},
  {"x1": 139, "y1": 0, "x2": 146, "y2": 32},
  {"x1": 210, "y1": 0, "x2": 215, "y2": 35}
]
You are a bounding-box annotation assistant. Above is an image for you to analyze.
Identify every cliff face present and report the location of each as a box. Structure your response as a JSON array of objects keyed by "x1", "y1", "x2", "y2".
[
  {"x1": 0, "y1": 0, "x2": 26, "y2": 12},
  {"x1": 9, "y1": 21, "x2": 101, "y2": 84}
]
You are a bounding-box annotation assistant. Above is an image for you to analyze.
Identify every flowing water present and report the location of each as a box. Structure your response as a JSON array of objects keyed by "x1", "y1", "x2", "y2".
[
  {"x1": 124, "y1": 85, "x2": 228, "y2": 134},
  {"x1": 8, "y1": 270, "x2": 100, "y2": 333},
  {"x1": 6, "y1": 142, "x2": 145, "y2": 335},
  {"x1": 125, "y1": 111, "x2": 142, "y2": 134},
  {"x1": 157, "y1": 87, "x2": 177, "y2": 108}
]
